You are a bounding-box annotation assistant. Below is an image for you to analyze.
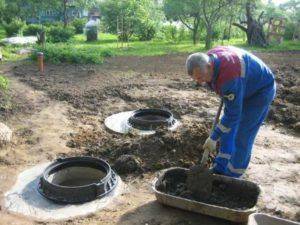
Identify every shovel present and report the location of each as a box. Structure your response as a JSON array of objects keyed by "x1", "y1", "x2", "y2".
[{"x1": 186, "y1": 99, "x2": 224, "y2": 200}]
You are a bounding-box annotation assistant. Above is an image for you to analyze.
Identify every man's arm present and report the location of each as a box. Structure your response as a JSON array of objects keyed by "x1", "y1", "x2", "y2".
[{"x1": 210, "y1": 78, "x2": 244, "y2": 141}]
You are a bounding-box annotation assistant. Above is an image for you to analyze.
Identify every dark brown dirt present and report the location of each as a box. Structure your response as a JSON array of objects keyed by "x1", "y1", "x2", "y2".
[
  {"x1": 67, "y1": 121, "x2": 211, "y2": 173},
  {"x1": 267, "y1": 63, "x2": 300, "y2": 130},
  {"x1": 6, "y1": 51, "x2": 299, "y2": 176},
  {"x1": 114, "y1": 154, "x2": 142, "y2": 174},
  {"x1": 157, "y1": 169, "x2": 258, "y2": 210},
  {"x1": 256, "y1": 52, "x2": 300, "y2": 132},
  {"x1": 11, "y1": 52, "x2": 300, "y2": 133},
  {"x1": 0, "y1": 52, "x2": 299, "y2": 223}
]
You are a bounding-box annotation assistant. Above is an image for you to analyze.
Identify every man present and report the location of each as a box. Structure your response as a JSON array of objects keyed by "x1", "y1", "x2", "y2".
[{"x1": 186, "y1": 46, "x2": 276, "y2": 177}]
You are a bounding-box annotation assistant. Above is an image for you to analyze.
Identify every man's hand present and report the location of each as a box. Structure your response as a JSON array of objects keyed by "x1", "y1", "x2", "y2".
[{"x1": 203, "y1": 137, "x2": 217, "y2": 154}]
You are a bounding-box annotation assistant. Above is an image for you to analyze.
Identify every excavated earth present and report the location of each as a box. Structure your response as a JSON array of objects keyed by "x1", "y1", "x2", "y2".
[{"x1": 0, "y1": 50, "x2": 299, "y2": 225}]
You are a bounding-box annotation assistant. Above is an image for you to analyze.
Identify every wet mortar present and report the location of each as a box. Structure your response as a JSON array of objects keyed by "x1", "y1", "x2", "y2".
[{"x1": 157, "y1": 170, "x2": 258, "y2": 210}]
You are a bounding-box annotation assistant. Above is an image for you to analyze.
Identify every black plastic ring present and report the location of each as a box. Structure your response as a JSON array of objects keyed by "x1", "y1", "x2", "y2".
[
  {"x1": 128, "y1": 109, "x2": 175, "y2": 130},
  {"x1": 38, "y1": 157, "x2": 118, "y2": 204}
]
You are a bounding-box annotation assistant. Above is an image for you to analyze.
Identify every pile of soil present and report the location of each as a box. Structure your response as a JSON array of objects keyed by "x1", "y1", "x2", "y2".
[
  {"x1": 157, "y1": 169, "x2": 258, "y2": 210},
  {"x1": 67, "y1": 120, "x2": 212, "y2": 174},
  {"x1": 267, "y1": 64, "x2": 300, "y2": 132},
  {"x1": 12, "y1": 52, "x2": 300, "y2": 133}
]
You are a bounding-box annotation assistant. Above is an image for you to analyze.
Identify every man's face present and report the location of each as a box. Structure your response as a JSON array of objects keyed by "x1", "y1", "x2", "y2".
[{"x1": 191, "y1": 65, "x2": 212, "y2": 84}]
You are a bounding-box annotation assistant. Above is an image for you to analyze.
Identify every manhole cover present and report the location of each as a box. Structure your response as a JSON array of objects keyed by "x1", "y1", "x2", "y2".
[
  {"x1": 38, "y1": 157, "x2": 118, "y2": 203},
  {"x1": 128, "y1": 109, "x2": 175, "y2": 130}
]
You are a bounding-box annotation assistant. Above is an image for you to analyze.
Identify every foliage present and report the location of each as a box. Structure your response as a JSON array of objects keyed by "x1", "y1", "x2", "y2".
[
  {"x1": 23, "y1": 24, "x2": 45, "y2": 36},
  {"x1": 2, "y1": 0, "x2": 55, "y2": 23},
  {"x1": 0, "y1": 0, "x2": 5, "y2": 22},
  {"x1": 163, "y1": 0, "x2": 201, "y2": 44},
  {"x1": 100, "y1": 0, "x2": 161, "y2": 41},
  {"x1": 0, "y1": 75, "x2": 9, "y2": 92},
  {"x1": 29, "y1": 33, "x2": 300, "y2": 66},
  {"x1": 72, "y1": 18, "x2": 87, "y2": 34},
  {"x1": 135, "y1": 20, "x2": 156, "y2": 41},
  {"x1": 43, "y1": 21, "x2": 64, "y2": 27},
  {"x1": 3, "y1": 18, "x2": 25, "y2": 36},
  {"x1": 0, "y1": 25, "x2": 6, "y2": 39},
  {"x1": 31, "y1": 43, "x2": 112, "y2": 64},
  {"x1": 280, "y1": 0, "x2": 300, "y2": 40},
  {"x1": 0, "y1": 74, "x2": 10, "y2": 111},
  {"x1": 284, "y1": 21, "x2": 298, "y2": 40},
  {"x1": 47, "y1": 25, "x2": 75, "y2": 43},
  {"x1": 161, "y1": 24, "x2": 187, "y2": 43}
]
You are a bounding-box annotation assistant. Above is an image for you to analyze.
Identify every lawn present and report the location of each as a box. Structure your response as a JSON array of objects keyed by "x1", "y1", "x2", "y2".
[
  {"x1": 71, "y1": 33, "x2": 300, "y2": 56},
  {"x1": 3, "y1": 32, "x2": 300, "y2": 64}
]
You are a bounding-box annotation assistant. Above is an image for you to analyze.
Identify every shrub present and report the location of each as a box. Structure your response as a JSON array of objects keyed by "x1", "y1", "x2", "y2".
[
  {"x1": 284, "y1": 22, "x2": 297, "y2": 40},
  {"x1": 43, "y1": 21, "x2": 63, "y2": 27},
  {"x1": 31, "y1": 44, "x2": 112, "y2": 64},
  {"x1": 23, "y1": 24, "x2": 45, "y2": 36},
  {"x1": 0, "y1": 75, "x2": 9, "y2": 92},
  {"x1": 47, "y1": 25, "x2": 75, "y2": 43},
  {"x1": 162, "y1": 24, "x2": 186, "y2": 43},
  {"x1": 100, "y1": 49, "x2": 113, "y2": 57},
  {"x1": 3, "y1": 19, "x2": 25, "y2": 37},
  {"x1": 135, "y1": 21, "x2": 156, "y2": 41},
  {"x1": 72, "y1": 18, "x2": 87, "y2": 34}
]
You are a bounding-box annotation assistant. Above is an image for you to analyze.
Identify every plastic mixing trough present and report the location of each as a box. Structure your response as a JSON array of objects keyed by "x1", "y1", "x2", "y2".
[
  {"x1": 153, "y1": 167, "x2": 260, "y2": 222},
  {"x1": 128, "y1": 109, "x2": 175, "y2": 130},
  {"x1": 38, "y1": 157, "x2": 118, "y2": 203}
]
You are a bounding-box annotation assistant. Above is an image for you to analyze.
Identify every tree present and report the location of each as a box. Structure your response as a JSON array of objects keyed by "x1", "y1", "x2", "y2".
[
  {"x1": 280, "y1": 0, "x2": 300, "y2": 39},
  {"x1": 200, "y1": 0, "x2": 235, "y2": 49},
  {"x1": 2, "y1": 0, "x2": 55, "y2": 23},
  {"x1": 100, "y1": 0, "x2": 139, "y2": 41},
  {"x1": 163, "y1": 0, "x2": 201, "y2": 45},
  {"x1": 233, "y1": 1, "x2": 268, "y2": 47},
  {"x1": 1, "y1": 0, "x2": 97, "y2": 25},
  {"x1": 60, "y1": 0, "x2": 98, "y2": 27},
  {"x1": 100, "y1": 0, "x2": 160, "y2": 41},
  {"x1": 0, "y1": 0, "x2": 5, "y2": 21}
]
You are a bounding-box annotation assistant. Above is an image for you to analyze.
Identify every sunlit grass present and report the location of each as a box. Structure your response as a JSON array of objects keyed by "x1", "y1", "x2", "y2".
[
  {"x1": 25, "y1": 32, "x2": 300, "y2": 64},
  {"x1": 69, "y1": 33, "x2": 300, "y2": 57}
]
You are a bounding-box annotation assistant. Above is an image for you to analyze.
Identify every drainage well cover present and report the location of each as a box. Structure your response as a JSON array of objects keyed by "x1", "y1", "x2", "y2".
[
  {"x1": 5, "y1": 158, "x2": 123, "y2": 221},
  {"x1": 105, "y1": 109, "x2": 181, "y2": 135},
  {"x1": 39, "y1": 157, "x2": 118, "y2": 203}
]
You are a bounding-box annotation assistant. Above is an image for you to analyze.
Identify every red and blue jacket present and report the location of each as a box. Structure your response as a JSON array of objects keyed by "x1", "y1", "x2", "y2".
[{"x1": 207, "y1": 46, "x2": 275, "y2": 141}]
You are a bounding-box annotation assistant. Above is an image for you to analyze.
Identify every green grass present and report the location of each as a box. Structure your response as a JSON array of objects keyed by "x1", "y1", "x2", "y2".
[
  {"x1": 237, "y1": 40, "x2": 300, "y2": 52},
  {"x1": 71, "y1": 34, "x2": 300, "y2": 55},
  {"x1": 3, "y1": 32, "x2": 299, "y2": 64}
]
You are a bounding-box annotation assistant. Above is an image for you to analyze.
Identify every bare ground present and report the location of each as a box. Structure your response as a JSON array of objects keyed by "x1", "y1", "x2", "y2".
[{"x1": 0, "y1": 51, "x2": 299, "y2": 225}]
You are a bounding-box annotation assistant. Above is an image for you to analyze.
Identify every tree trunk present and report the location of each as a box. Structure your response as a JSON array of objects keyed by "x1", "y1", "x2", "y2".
[
  {"x1": 232, "y1": 1, "x2": 267, "y2": 47},
  {"x1": 179, "y1": 16, "x2": 200, "y2": 45},
  {"x1": 228, "y1": 16, "x2": 233, "y2": 40},
  {"x1": 192, "y1": 28, "x2": 198, "y2": 45},
  {"x1": 63, "y1": 0, "x2": 68, "y2": 28},
  {"x1": 205, "y1": 26, "x2": 212, "y2": 49}
]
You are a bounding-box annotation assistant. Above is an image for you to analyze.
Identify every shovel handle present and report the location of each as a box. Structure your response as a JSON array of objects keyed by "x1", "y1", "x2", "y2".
[
  {"x1": 211, "y1": 99, "x2": 224, "y2": 134},
  {"x1": 200, "y1": 99, "x2": 224, "y2": 167}
]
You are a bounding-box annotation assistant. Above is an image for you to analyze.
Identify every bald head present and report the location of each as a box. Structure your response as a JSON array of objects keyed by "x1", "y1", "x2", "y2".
[{"x1": 186, "y1": 53, "x2": 210, "y2": 76}]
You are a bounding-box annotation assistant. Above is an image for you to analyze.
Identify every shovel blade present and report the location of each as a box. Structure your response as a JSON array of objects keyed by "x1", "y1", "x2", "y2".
[{"x1": 186, "y1": 167, "x2": 213, "y2": 201}]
